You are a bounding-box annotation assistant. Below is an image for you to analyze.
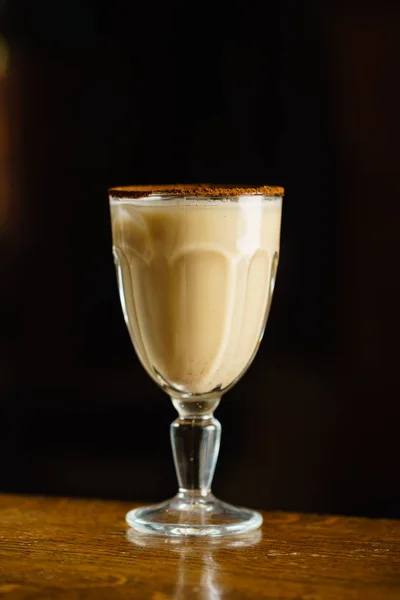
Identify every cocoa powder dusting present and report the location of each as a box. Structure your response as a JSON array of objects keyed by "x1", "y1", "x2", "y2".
[{"x1": 109, "y1": 183, "x2": 284, "y2": 198}]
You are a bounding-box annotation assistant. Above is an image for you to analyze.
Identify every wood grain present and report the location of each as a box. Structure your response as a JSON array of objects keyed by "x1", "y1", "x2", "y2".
[{"x1": 0, "y1": 495, "x2": 399, "y2": 599}]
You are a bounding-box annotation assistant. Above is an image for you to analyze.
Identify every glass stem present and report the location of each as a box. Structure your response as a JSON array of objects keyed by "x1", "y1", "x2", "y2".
[{"x1": 170, "y1": 396, "x2": 221, "y2": 498}]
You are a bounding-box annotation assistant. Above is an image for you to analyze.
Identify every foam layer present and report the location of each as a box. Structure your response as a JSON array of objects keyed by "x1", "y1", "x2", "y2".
[{"x1": 110, "y1": 196, "x2": 282, "y2": 207}]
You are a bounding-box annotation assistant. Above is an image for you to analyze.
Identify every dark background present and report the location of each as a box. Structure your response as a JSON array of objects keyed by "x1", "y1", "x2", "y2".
[{"x1": 0, "y1": 0, "x2": 399, "y2": 518}]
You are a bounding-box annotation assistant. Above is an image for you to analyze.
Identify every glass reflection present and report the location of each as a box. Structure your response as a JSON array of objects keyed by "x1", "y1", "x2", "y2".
[{"x1": 126, "y1": 528, "x2": 262, "y2": 599}]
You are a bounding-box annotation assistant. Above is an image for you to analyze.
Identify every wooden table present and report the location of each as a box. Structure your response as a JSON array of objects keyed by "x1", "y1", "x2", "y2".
[{"x1": 0, "y1": 495, "x2": 399, "y2": 599}]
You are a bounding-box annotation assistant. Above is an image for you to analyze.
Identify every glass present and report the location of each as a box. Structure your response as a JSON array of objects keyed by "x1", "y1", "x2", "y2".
[{"x1": 109, "y1": 184, "x2": 283, "y2": 536}]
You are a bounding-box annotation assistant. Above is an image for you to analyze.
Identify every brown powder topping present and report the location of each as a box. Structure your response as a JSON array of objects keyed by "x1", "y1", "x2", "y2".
[{"x1": 109, "y1": 183, "x2": 284, "y2": 198}]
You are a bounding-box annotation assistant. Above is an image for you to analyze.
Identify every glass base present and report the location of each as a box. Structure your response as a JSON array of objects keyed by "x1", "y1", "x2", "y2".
[{"x1": 125, "y1": 493, "x2": 263, "y2": 537}]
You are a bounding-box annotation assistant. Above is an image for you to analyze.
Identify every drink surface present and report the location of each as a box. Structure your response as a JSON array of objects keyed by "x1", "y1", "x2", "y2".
[{"x1": 111, "y1": 197, "x2": 282, "y2": 395}]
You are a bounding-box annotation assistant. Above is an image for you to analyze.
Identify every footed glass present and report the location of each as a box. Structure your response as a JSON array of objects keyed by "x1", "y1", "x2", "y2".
[{"x1": 109, "y1": 184, "x2": 283, "y2": 536}]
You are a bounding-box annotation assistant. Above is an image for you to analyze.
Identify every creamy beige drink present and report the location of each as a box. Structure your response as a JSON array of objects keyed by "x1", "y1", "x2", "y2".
[{"x1": 110, "y1": 192, "x2": 282, "y2": 395}]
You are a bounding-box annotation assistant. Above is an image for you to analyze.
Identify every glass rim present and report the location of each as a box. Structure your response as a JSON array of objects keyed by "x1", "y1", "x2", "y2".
[{"x1": 109, "y1": 183, "x2": 284, "y2": 199}]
